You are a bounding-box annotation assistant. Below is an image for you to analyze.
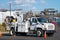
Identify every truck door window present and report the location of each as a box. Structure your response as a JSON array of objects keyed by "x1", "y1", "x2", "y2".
[{"x1": 32, "y1": 18, "x2": 37, "y2": 23}]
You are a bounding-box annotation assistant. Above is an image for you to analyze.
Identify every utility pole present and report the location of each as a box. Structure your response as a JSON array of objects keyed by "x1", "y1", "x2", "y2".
[{"x1": 9, "y1": 3, "x2": 11, "y2": 16}]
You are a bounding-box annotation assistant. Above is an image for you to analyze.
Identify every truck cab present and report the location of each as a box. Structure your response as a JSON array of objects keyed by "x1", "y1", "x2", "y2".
[{"x1": 29, "y1": 17, "x2": 56, "y2": 36}]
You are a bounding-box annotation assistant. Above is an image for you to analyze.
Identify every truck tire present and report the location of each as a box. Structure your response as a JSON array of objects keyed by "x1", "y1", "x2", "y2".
[
  {"x1": 10, "y1": 29, "x2": 15, "y2": 36},
  {"x1": 36, "y1": 29, "x2": 43, "y2": 37}
]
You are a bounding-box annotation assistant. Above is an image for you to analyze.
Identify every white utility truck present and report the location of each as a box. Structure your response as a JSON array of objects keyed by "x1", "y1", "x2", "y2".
[{"x1": 5, "y1": 14, "x2": 56, "y2": 37}]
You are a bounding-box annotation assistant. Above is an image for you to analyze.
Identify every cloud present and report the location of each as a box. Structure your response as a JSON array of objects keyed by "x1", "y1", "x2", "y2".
[
  {"x1": 14, "y1": 0, "x2": 22, "y2": 4},
  {"x1": 8, "y1": 0, "x2": 47, "y2": 6},
  {"x1": 32, "y1": 7, "x2": 36, "y2": 10},
  {"x1": 30, "y1": 0, "x2": 36, "y2": 3},
  {"x1": 20, "y1": 4, "x2": 31, "y2": 6},
  {"x1": 14, "y1": 0, "x2": 36, "y2": 6},
  {"x1": 40, "y1": 0, "x2": 46, "y2": 4},
  {"x1": 8, "y1": 1, "x2": 15, "y2": 4},
  {"x1": 15, "y1": 0, "x2": 36, "y2": 4}
]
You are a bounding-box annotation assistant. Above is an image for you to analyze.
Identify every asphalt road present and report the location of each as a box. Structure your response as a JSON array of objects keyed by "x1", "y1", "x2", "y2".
[{"x1": 0, "y1": 27, "x2": 60, "y2": 40}]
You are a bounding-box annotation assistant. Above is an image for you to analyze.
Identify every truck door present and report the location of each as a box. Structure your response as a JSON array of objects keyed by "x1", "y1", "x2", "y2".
[{"x1": 30, "y1": 18, "x2": 37, "y2": 30}]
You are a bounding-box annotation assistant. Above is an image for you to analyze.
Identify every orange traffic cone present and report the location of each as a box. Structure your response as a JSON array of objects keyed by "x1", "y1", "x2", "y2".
[
  {"x1": 0, "y1": 31, "x2": 2, "y2": 37},
  {"x1": 43, "y1": 31, "x2": 47, "y2": 39}
]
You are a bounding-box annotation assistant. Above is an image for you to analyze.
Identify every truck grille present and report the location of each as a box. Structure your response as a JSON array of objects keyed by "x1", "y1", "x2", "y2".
[{"x1": 48, "y1": 25, "x2": 53, "y2": 30}]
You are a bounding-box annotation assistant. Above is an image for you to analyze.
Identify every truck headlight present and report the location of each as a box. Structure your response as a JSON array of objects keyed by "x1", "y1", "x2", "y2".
[{"x1": 44, "y1": 25, "x2": 47, "y2": 30}]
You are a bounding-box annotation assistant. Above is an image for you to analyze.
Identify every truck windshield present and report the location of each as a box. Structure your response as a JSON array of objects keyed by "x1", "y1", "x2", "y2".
[{"x1": 37, "y1": 18, "x2": 48, "y2": 23}]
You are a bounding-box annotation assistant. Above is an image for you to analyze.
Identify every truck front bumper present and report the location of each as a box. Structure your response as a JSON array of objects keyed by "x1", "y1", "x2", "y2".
[{"x1": 46, "y1": 30, "x2": 56, "y2": 34}]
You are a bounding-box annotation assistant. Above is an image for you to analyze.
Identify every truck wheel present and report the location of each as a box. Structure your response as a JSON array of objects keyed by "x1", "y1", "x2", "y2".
[
  {"x1": 10, "y1": 29, "x2": 15, "y2": 36},
  {"x1": 36, "y1": 29, "x2": 43, "y2": 37}
]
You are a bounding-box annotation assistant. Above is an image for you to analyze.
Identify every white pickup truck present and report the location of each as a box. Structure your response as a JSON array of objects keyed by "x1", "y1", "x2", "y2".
[{"x1": 9, "y1": 16, "x2": 56, "y2": 37}]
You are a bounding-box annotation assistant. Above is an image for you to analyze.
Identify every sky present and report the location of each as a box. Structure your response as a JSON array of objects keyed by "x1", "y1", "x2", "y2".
[{"x1": 0, "y1": 0, "x2": 60, "y2": 11}]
